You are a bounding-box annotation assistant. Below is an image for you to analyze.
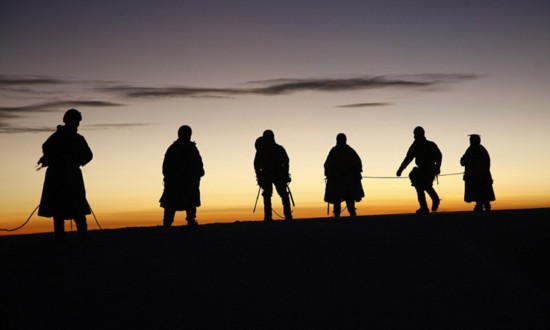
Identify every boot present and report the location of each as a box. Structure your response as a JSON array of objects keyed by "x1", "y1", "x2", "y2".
[
  {"x1": 163, "y1": 209, "x2": 175, "y2": 227},
  {"x1": 74, "y1": 216, "x2": 89, "y2": 240},
  {"x1": 263, "y1": 196, "x2": 272, "y2": 221},
  {"x1": 53, "y1": 217, "x2": 66, "y2": 242},
  {"x1": 333, "y1": 203, "x2": 341, "y2": 219},
  {"x1": 416, "y1": 188, "x2": 430, "y2": 214}
]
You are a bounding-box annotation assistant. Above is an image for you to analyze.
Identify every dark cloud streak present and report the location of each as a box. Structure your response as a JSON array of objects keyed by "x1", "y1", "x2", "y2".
[
  {"x1": 102, "y1": 74, "x2": 478, "y2": 99},
  {"x1": 0, "y1": 100, "x2": 125, "y2": 117},
  {"x1": 337, "y1": 102, "x2": 391, "y2": 108},
  {"x1": 0, "y1": 75, "x2": 68, "y2": 87}
]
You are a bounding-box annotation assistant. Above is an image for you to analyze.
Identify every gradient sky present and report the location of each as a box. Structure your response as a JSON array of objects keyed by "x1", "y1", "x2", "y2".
[{"x1": 1, "y1": 0, "x2": 549, "y2": 235}]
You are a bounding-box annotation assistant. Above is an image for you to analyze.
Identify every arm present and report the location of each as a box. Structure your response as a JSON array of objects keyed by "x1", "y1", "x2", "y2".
[{"x1": 396, "y1": 144, "x2": 415, "y2": 176}]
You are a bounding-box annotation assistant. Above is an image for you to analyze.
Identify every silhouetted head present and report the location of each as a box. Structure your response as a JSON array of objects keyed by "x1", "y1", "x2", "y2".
[
  {"x1": 178, "y1": 125, "x2": 192, "y2": 140},
  {"x1": 336, "y1": 133, "x2": 347, "y2": 146},
  {"x1": 413, "y1": 126, "x2": 425, "y2": 140},
  {"x1": 469, "y1": 134, "x2": 481, "y2": 146},
  {"x1": 262, "y1": 129, "x2": 275, "y2": 144},
  {"x1": 63, "y1": 109, "x2": 82, "y2": 128}
]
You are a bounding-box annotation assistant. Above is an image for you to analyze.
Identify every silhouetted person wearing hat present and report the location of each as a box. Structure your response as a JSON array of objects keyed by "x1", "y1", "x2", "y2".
[
  {"x1": 460, "y1": 134, "x2": 495, "y2": 212},
  {"x1": 396, "y1": 126, "x2": 442, "y2": 214},
  {"x1": 324, "y1": 133, "x2": 364, "y2": 218},
  {"x1": 160, "y1": 125, "x2": 205, "y2": 227},
  {"x1": 38, "y1": 109, "x2": 93, "y2": 241},
  {"x1": 254, "y1": 130, "x2": 292, "y2": 221}
]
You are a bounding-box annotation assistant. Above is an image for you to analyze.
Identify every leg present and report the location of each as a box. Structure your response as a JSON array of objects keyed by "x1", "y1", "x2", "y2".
[
  {"x1": 53, "y1": 216, "x2": 65, "y2": 241},
  {"x1": 426, "y1": 187, "x2": 440, "y2": 212},
  {"x1": 483, "y1": 201, "x2": 491, "y2": 211},
  {"x1": 275, "y1": 182, "x2": 292, "y2": 220},
  {"x1": 186, "y1": 206, "x2": 198, "y2": 226},
  {"x1": 262, "y1": 184, "x2": 273, "y2": 221},
  {"x1": 163, "y1": 208, "x2": 176, "y2": 227},
  {"x1": 74, "y1": 215, "x2": 89, "y2": 240},
  {"x1": 333, "y1": 202, "x2": 341, "y2": 218},
  {"x1": 346, "y1": 200, "x2": 356, "y2": 216},
  {"x1": 415, "y1": 187, "x2": 429, "y2": 214},
  {"x1": 474, "y1": 201, "x2": 483, "y2": 212}
]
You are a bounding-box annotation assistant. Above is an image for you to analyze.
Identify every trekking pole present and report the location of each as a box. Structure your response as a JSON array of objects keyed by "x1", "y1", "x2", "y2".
[
  {"x1": 253, "y1": 186, "x2": 262, "y2": 213},
  {"x1": 287, "y1": 184, "x2": 295, "y2": 207}
]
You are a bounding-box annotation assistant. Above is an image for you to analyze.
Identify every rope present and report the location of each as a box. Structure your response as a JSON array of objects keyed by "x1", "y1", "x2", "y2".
[
  {"x1": 0, "y1": 205, "x2": 39, "y2": 232},
  {"x1": 362, "y1": 172, "x2": 463, "y2": 179},
  {"x1": 90, "y1": 206, "x2": 103, "y2": 230},
  {"x1": 0, "y1": 204, "x2": 103, "y2": 233},
  {"x1": 272, "y1": 209, "x2": 286, "y2": 219}
]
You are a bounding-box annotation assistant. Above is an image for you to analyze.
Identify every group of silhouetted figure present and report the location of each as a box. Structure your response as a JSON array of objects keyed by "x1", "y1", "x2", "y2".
[{"x1": 37, "y1": 109, "x2": 495, "y2": 241}]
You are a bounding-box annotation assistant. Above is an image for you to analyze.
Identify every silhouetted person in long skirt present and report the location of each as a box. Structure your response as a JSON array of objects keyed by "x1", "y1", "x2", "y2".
[
  {"x1": 38, "y1": 109, "x2": 93, "y2": 241},
  {"x1": 460, "y1": 134, "x2": 495, "y2": 212},
  {"x1": 324, "y1": 133, "x2": 365, "y2": 218},
  {"x1": 160, "y1": 125, "x2": 205, "y2": 227},
  {"x1": 396, "y1": 126, "x2": 442, "y2": 214},
  {"x1": 254, "y1": 130, "x2": 292, "y2": 221}
]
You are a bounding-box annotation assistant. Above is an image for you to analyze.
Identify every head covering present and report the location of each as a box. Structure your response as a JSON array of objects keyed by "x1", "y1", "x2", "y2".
[
  {"x1": 63, "y1": 109, "x2": 82, "y2": 124},
  {"x1": 469, "y1": 134, "x2": 481, "y2": 145},
  {"x1": 413, "y1": 126, "x2": 425, "y2": 135},
  {"x1": 178, "y1": 125, "x2": 192, "y2": 139},
  {"x1": 336, "y1": 133, "x2": 347, "y2": 145},
  {"x1": 262, "y1": 129, "x2": 275, "y2": 144}
]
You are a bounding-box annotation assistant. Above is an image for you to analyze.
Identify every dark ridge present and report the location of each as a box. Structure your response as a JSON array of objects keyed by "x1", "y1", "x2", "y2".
[{"x1": 1, "y1": 208, "x2": 549, "y2": 329}]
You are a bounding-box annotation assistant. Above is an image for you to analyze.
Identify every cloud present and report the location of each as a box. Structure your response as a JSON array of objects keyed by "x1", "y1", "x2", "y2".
[
  {"x1": 0, "y1": 100, "x2": 125, "y2": 118},
  {"x1": 84, "y1": 123, "x2": 154, "y2": 130},
  {"x1": 0, "y1": 73, "x2": 478, "y2": 133},
  {"x1": 101, "y1": 74, "x2": 478, "y2": 99},
  {"x1": 337, "y1": 102, "x2": 391, "y2": 108},
  {"x1": 0, "y1": 100, "x2": 126, "y2": 134},
  {"x1": 0, "y1": 122, "x2": 153, "y2": 134},
  {"x1": 98, "y1": 85, "x2": 243, "y2": 98},
  {"x1": 0, "y1": 75, "x2": 69, "y2": 87},
  {"x1": 0, "y1": 124, "x2": 56, "y2": 134}
]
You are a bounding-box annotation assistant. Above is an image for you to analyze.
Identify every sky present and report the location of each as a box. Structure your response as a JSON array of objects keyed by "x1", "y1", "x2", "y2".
[{"x1": 1, "y1": 0, "x2": 549, "y2": 235}]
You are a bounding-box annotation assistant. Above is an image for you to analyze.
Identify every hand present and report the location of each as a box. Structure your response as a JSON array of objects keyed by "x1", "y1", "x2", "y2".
[
  {"x1": 435, "y1": 166, "x2": 441, "y2": 175},
  {"x1": 396, "y1": 169, "x2": 402, "y2": 177}
]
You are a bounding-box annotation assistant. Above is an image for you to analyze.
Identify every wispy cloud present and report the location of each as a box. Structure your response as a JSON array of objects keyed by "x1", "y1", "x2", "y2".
[
  {"x1": 101, "y1": 74, "x2": 478, "y2": 99},
  {"x1": 0, "y1": 73, "x2": 478, "y2": 133},
  {"x1": 0, "y1": 124, "x2": 56, "y2": 134},
  {"x1": 0, "y1": 100, "x2": 126, "y2": 134},
  {"x1": 0, "y1": 100, "x2": 125, "y2": 118},
  {"x1": 337, "y1": 102, "x2": 391, "y2": 108},
  {"x1": 0, "y1": 75, "x2": 69, "y2": 87},
  {"x1": 85, "y1": 123, "x2": 154, "y2": 130}
]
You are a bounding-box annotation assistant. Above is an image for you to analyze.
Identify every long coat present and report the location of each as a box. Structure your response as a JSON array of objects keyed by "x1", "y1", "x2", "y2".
[
  {"x1": 460, "y1": 144, "x2": 495, "y2": 202},
  {"x1": 38, "y1": 125, "x2": 93, "y2": 219},
  {"x1": 159, "y1": 139, "x2": 204, "y2": 210},
  {"x1": 324, "y1": 144, "x2": 364, "y2": 203}
]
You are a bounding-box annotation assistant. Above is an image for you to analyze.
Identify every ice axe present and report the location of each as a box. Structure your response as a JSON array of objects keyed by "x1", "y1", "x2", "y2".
[
  {"x1": 253, "y1": 186, "x2": 262, "y2": 213},
  {"x1": 287, "y1": 184, "x2": 295, "y2": 207}
]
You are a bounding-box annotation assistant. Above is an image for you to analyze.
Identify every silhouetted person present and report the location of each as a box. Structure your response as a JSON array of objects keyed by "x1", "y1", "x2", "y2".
[
  {"x1": 38, "y1": 109, "x2": 93, "y2": 241},
  {"x1": 254, "y1": 130, "x2": 292, "y2": 221},
  {"x1": 160, "y1": 125, "x2": 205, "y2": 227},
  {"x1": 324, "y1": 133, "x2": 364, "y2": 218},
  {"x1": 460, "y1": 134, "x2": 495, "y2": 212},
  {"x1": 396, "y1": 126, "x2": 442, "y2": 214}
]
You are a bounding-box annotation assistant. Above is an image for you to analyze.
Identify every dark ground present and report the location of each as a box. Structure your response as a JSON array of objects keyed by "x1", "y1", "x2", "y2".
[{"x1": 1, "y1": 209, "x2": 549, "y2": 329}]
